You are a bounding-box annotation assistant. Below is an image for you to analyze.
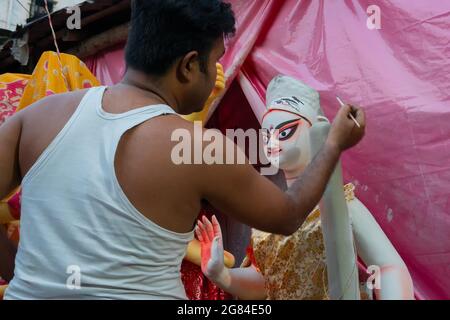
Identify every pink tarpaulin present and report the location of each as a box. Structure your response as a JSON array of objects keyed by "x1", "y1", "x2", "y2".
[
  {"x1": 84, "y1": 43, "x2": 126, "y2": 86},
  {"x1": 83, "y1": 0, "x2": 450, "y2": 299}
]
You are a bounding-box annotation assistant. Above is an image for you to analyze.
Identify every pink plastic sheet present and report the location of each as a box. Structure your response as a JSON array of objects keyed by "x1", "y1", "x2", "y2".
[
  {"x1": 84, "y1": 43, "x2": 126, "y2": 86},
  {"x1": 221, "y1": 0, "x2": 450, "y2": 300},
  {"x1": 83, "y1": 0, "x2": 450, "y2": 299}
]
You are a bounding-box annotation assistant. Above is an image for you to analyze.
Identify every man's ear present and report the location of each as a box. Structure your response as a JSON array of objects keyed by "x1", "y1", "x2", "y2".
[{"x1": 177, "y1": 51, "x2": 200, "y2": 83}]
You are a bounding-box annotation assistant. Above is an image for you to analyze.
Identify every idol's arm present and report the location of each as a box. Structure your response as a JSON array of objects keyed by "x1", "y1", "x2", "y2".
[
  {"x1": 196, "y1": 215, "x2": 267, "y2": 300},
  {"x1": 184, "y1": 238, "x2": 235, "y2": 269},
  {"x1": 220, "y1": 265, "x2": 267, "y2": 300},
  {"x1": 348, "y1": 197, "x2": 414, "y2": 300}
]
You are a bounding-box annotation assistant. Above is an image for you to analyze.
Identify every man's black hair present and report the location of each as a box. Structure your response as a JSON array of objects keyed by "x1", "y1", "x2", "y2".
[{"x1": 125, "y1": 0, "x2": 236, "y2": 76}]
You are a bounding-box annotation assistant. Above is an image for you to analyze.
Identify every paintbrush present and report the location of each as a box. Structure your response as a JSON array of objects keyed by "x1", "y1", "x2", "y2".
[{"x1": 336, "y1": 96, "x2": 361, "y2": 128}]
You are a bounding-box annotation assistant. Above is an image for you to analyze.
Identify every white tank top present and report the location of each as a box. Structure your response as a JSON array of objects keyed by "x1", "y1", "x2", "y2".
[{"x1": 5, "y1": 86, "x2": 194, "y2": 300}]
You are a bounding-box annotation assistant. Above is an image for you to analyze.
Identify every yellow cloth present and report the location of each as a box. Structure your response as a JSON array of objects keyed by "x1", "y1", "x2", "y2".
[
  {"x1": 17, "y1": 51, "x2": 100, "y2": 111},
  {"x1": 0, "y1": 73, "x2": 30, "y2": 84},
  {"x1": 251, "y1": 183, "x2": 357, "y2": 300},
  {"x1": 0, "y1": 202, "x2": 14, "y2": 224},
  {"x1": 181, "y1": 63, "x2": 225, "y2": 123},
  {"x1": 0, "y1": 285, "x2": 7, "y2": 299}
]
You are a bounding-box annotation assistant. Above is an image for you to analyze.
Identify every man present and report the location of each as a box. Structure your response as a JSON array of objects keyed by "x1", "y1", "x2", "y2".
[{"x1": 0, "y1": 0, "x2": 365, "y2": 299}]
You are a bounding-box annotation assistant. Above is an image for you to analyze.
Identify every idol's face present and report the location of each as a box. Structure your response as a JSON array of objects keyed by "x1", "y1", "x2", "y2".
[{"x1": 262, "y1": 109, "x2": 312, "y2": 171}]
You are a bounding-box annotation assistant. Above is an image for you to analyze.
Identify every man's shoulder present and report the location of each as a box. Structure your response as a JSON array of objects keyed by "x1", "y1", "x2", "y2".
[
  {"x1": 137, "y1": 113, "x2": 218, "y2": 144},
  {"x1": 34, "y1": 88, "x2": 89, "y2": 104},
  {"x1": 19, "y1": 89, "x2": 90, "y2": 119}
]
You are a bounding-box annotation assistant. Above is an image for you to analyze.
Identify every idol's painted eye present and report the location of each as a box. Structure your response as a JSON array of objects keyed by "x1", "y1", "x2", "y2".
[{"x1": 278, "y1": 124, "x2": 298, "y2": 141}]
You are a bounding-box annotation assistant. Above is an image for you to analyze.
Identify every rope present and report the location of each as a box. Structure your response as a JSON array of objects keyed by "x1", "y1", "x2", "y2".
[
  {"x1": 43, "y1": 0, "x2": 61, "y2": 57},
  {"x1": 43, "y1": 0, "x2": 70, "y2": 90}
]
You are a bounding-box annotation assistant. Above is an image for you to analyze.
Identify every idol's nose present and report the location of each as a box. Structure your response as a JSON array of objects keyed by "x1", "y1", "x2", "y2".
[{"x1": 267, "y1": 147, "x2": 281, "y2": 157}]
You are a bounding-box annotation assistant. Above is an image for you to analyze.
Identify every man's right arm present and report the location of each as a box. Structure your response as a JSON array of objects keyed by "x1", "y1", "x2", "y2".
[{"x1": 200, "y1": 104, "x2": 366, "y2": 235}]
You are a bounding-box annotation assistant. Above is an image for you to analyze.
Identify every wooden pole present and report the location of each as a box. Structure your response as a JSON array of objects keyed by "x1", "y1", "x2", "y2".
[{"x1": 66, "y1": 22, "x2": 129, "y2": 59}]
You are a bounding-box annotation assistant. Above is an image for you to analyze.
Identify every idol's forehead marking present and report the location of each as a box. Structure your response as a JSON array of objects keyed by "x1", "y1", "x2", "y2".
[{"x1": 273, "y1": 96, "x2": 304, "y2": 108}]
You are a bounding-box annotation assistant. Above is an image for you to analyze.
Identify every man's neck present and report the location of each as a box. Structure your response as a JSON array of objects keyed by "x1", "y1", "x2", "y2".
[{"x1": 120, "y1": 69, "x2": 181, "y2": 113}]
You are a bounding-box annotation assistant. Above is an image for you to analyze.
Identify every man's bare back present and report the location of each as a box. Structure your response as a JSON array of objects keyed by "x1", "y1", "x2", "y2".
[{"x1": 16, "y1": 87, "x2": 206, "y2": 234}]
